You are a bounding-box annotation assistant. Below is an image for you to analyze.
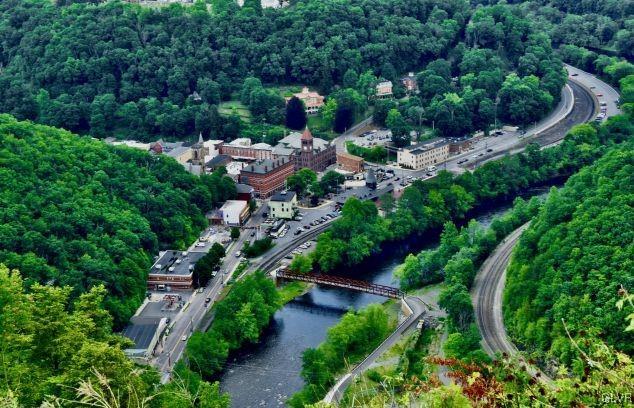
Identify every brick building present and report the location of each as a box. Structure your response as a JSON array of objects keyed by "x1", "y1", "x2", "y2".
[
  {"x1": 274, "y1": 128, "x2": 336, "y2": 172},
  {"x1": 147, "y1": 250, "x2": 207, "y2": 291},
  {"x1": 220, "y1": 138, "x2": 273, "y2": 160},
  {"x1": 337, "y1": 152, "x2": 364, "y2": 173},
  {"x1": 239, "y1": 157, "x2": 295, "y2": 198}
]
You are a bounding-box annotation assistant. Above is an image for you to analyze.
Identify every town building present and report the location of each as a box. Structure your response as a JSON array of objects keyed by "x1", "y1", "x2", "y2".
[
  {"x1": 220, "y1": 138, "x2": 273, "y2": 160},
  {"x1": 274, "y1": 128, "x2": 336, "y2": 172},
  {"x1": 448, "y1": 137, "x2": 474, "y2": 154},
  {"x1": 269, "y1": 191, "x2": 298, "y2": 220},
  {"x1": 337, "y1": 152, "x2": 364, "y2": 173},
  {"x1": 235, "y1": 183, "x2": 255, "y2": 201},
  {"x1": 219, "y1": 200, "x2": 250, "y2": 226},
  {"x1": 239, "y1": 157, "x2": 295, "y2": 198},
  {"x1": 206, "y1": 154, "x2": 232, "y2": 171},
  {"x1": 122, "y1": 316, "x2": 168, "y2": 363},
  {"x1": 287, "y1": 87, "x2": 324, "y2": 114},
  {"x1": 147, "y1": 250, "x2": 207, "y2": 291},
  {"x1": 397, "y1": 138, "x2": 450, "y2": 170},
  {"x1": 401, "y1": 72, "x2": 417, "y2": 93},
  {"x1": 375, "y1": 80, "x2": 393, "y2": 99}
]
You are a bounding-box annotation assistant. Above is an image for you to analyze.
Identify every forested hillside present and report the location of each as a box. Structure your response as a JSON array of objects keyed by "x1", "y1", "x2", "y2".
[
  {"x1": 0, "y1": 114, "x2": 235, "y2": 325},
  {"x1": 0, "y1": 265, "x2": 230, "y2": 407},
  {"x1": 504, "y1": 142, "x2": 634, "y2": 361},
  {"x1": 0, "y1": 0, "x2": 565, "y2": 140}
]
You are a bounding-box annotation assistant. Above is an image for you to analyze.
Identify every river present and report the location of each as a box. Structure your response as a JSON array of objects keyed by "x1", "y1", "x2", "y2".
[{"x1": 219, "y1": 188, "x2": 553, "y2": 407}]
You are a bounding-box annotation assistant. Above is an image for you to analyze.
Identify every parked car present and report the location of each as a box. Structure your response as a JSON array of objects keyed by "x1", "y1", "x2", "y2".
[
  {"x1": 181, "y1": 335, "x2": 188, "y2": 341},
  {"x1": 205, "y1": 297, "x2": 211, "y2": 303},
  {"x1": 486, "y1": 148, "x2": 493, "y2": 152},
  {"x1": 294, "y1": 230, "x2": 302, "y2": 236},
  {"x1": 235, "y1": 251, "x2": 242, "y2": 258}
]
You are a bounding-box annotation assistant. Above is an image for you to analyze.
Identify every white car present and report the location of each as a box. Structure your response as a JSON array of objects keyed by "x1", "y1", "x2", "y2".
[
  {"x1": 181, "y1": 335, "x2": 187, "y2": 341},
  {"x1": 195, "y1": 242, "x2": 206, "y2": 248}
]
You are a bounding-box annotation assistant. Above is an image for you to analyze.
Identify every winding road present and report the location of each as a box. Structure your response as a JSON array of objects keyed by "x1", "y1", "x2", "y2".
[{"x1": 472, "y1": 66, "x2": 621, "y2": 364}]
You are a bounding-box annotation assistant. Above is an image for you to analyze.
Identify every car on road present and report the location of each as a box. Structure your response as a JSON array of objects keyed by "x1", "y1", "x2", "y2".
[
  {"x1": 426, "y1": 172, "x2": 433, "y2": 177},
  {"x1": 250, "y1": 231, "x2": 256, "y2": 237},
  {"x1": 596, "y1": 93, "x2": 603, "y2": 97},
  {"x1": 486, "y1": 148, "x2": 493, "y2": 152},
  {"x1": 181, "y1": 335, "x2": 188, "y2": 341},
  {"x1": 211, "y1": 271, "x2": 217, "y2": 277},
  {"x1": 294, "y1": 230, "x2": 302, "y2": 236},
  {"x1": 235, "y1": 251, "x2": 242, "y2": 258},
  {"x1": 304, "y1": 224, "x2": 311, "y2": 230},
  {"x1": 205, "y1": 297, "x2": 211, "y2": 304},
  {"x1": 570, "y1": 73, "x2": 579, "y2": 77},
  {"x1": 457, "y1": 158, "x2": 468, "y2": 164},
  {"x1": 195, "y1": 242, "x2": 206, "y2": 248},
  {"x1": 494, "y1": 130, "x2": 504, "y2": 136}
]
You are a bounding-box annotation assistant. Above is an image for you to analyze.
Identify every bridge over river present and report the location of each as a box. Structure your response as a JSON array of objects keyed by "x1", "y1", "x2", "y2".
[{"x1": 274, "y1": 269, "x2": 405, "y2": 299}]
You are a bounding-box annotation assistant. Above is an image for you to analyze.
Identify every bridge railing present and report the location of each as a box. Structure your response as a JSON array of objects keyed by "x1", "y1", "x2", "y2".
[{"x1": 276, "y1": 270, "x2": 404, "y2": 299}]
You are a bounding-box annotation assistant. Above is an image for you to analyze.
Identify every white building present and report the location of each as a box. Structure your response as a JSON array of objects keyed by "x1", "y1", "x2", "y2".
[
  {"x1": 375, "y1": 80, "x2": 393, "y2": 99},
  {"x1": 220, "y1": 200, "x2": 250, "y2": 226},
  {"x1": 397, "y1": 138, "x2": 450, "y2": 170},
  {"x1": 269, "y1": 191, "x2": 298, "y2": 220}
]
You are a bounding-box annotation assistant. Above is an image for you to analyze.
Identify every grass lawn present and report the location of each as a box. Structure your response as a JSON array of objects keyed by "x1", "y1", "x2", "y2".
[{"x1": 218, "y1": 100, "x2": 252, "y2": 122}]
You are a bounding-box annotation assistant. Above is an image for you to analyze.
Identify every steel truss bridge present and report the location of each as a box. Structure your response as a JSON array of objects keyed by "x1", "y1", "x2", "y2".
[{"x1": 275, "y1": 270, "x2": 404, "y2": 299}]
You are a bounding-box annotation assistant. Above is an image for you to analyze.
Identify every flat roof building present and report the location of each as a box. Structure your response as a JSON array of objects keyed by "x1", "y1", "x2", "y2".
[
  {"x1": 122, "y1": 316, "x2": 168, "y2": 364},
  {"x1": 397, "y1": 138, "x2": 450, "y2": 170},
  {"x1": 147, "y1": 250, "x2": 207, "y2": 291},
  {"x1": 219, "y1": 200, "x2": 250, "y2": 226}
]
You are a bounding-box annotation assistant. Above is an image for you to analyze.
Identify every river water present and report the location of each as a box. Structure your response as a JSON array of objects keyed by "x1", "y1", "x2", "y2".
[{"x1": 219, "y1": 188, "x2": 552, "y2": 407}]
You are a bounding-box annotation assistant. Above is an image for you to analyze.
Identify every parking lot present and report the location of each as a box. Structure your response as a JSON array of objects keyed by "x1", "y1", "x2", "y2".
[{"x1": 349, "y1": 129, "x2": 392, "y2": 148}]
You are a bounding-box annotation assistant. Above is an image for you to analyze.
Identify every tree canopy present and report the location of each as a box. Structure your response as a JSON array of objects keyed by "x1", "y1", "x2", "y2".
[
  {"x1": 0, "y1": 114, "x2": 235, "y2": 326},
  {"x1": 504, "y1": 142, "x2": 634, "y2": 362}
]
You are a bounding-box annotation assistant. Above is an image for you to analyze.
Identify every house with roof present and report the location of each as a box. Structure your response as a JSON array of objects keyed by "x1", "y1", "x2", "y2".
[
  {"x1": 375, "y1": 80, "x2": 393, "y2": 99},
  {"x1": 287, "y1": 87, "x2": 325, "y2": 114},
  {"x1": 269, "y1": 191, "x2": 298, "y2": 220}
]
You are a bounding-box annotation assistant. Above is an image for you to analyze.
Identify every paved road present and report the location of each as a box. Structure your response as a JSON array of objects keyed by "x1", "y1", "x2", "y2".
[{"x1": 323, "y1": 296, "x2": 429, "y2": 405}]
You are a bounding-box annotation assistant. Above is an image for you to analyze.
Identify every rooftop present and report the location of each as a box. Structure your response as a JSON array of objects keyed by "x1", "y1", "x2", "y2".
[
  {"x1": 241, "y1": 157, "x2": 291, "y2": 174},
  {"x1": 276, "y1": 132, "x2": 330, "y2": 152},
  {"x1": 236, "y1": 183, "x2": 255, "y2": 194},
  {"x1": 404, "y1": 138, "x2": 449, "y2": 154},
  {"x1": 270, "y1": 191, "x2": 296, "y2": 202},
  {"x1": 220, "y1": 200, "x2": 248, "y2": 213},
  {"x1": 150, "y1": 250, "x2": 207, "y2": 277},
  {"x1": 122, "y1": 316, "x2": 165, "y2": 350},
  {"x1": 206, "y1": 154, "x2": 232, "y2": 167}
]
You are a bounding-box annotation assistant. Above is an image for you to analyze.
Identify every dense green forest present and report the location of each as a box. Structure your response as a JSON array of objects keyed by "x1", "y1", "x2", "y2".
[
  {"x1": 0, "y1": 265, "x2": 230, "y2": 407},
  {"x1": 504, "y1": 143, "x2": 634, "y2": 361},
  {"x1": 312, "y1": 110, "x2": 633, "y2": 276},
  {"x1": 0, "y1": 114, "x2": 235, "y2": 325},
  {"x1": 0, "y1": 0, "x2": 565, "y2": 141}
]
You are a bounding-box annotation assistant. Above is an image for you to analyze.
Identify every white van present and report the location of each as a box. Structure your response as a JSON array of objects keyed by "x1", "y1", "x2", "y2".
[{"x1": 426, "y1": 166, "x2": 436, "y2": 172}]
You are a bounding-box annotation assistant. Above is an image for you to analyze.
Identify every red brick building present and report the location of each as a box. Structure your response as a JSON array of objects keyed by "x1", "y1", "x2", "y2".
[
  {"x1": 274, "y1": 128, "x2": 336, "y2": 172},
  {"x1": 337, "y1": 152, "x2": 364, "y2": 173},
  {"x1": 239, "y1": 157, "x2": 295, "y2": 198}
]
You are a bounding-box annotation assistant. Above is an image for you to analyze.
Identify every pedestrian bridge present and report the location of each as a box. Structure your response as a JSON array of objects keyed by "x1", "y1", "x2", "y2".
[{"x1": 274, "y1": 269, "x2": 404, "y2": 299}]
